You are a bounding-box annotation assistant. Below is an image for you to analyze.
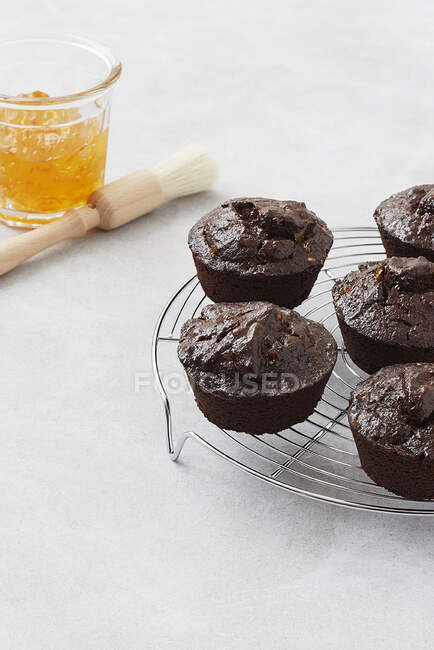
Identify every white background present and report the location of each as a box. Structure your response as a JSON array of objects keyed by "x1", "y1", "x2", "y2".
[{"x1": 1, "y1": 1, "x2": 433, "y2": 648}]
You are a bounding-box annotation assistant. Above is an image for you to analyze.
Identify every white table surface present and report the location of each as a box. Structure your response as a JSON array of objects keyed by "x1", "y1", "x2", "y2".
[{"x1": 1, "y1": 1, "x2": 433, "y2": 648}]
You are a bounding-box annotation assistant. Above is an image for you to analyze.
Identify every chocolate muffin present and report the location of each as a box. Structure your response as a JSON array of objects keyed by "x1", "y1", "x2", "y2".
[
  {"x1": 374, "y1": 185, "x2": 434, "y2": 261},
  {"x1": 189, "y1": 198, "x2": 333, "y2": 308},
  {"x1": 332, "y1": 256, "x2": 434, "y2": 374},
  {"x1": 348, "y1": 363, "x2": 434, "y2": 500},
  {"x1": 177, "y1": 301, "x2": 337, "y2": 435}
]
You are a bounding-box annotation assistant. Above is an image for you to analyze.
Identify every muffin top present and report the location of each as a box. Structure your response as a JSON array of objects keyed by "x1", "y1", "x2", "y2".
[
  {"x1": 189, "y1": 198, "x2": 333, "y2": 276},
  {"x1": 374, "y1": 184, "x2": 434, "y2": 252},
  {"x1": 348, "y1": 363, "x2": 434, "y2": 460},
  {"x1": 332, "y1": 257, "x2": 434, "y2": 349},
  {"x1": 178, "y1": 301, "x2": 337, "y2": 397}
]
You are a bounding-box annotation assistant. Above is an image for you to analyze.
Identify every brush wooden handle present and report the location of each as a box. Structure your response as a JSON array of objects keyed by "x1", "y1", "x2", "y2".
[
  {"x1": 0, "y1": 207, "x2": 100, "y2": 276},
  {"x1": 89, "y1": 170, "x2": 164, "y2": 230},
  {"x1": 0, "y1": 144, "x2": 216, "y2": 276},
  {"x1": 0, "y1": 172, "x2": 164, "y2": 275}
]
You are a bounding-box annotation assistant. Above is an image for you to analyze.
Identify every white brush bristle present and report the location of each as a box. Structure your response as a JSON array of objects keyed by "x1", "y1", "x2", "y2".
[{"x1": 152, "y1": 144, "x2": 218, "y2": 201}]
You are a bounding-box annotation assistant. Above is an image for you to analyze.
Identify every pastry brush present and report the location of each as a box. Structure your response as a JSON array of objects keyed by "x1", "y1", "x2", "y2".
[{"x1": 0, "y1": 143, "x2": 218, "y2": 276}]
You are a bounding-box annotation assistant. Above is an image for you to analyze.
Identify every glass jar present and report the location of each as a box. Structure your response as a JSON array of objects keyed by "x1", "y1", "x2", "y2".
[{"x1": 0, "y1": 35, "x2": 121, "y2": 228}]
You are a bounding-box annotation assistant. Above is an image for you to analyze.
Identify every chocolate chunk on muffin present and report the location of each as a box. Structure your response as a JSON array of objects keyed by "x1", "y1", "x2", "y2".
[
  {"x1": 374, "y1": 185, "x2": 434, "y2": 261},
  {"x1": 189, "y1": 198, "x2": 333, "y2": 308},
  {"x1": 332, "y1": 256, "x2": 434, "y2": 374},
  {"x1": 348, "y1": 363, "x2": 434, "y2": 500},
  {"x1": 178, "y1": 301, "x2": 337, "y2": 435}
]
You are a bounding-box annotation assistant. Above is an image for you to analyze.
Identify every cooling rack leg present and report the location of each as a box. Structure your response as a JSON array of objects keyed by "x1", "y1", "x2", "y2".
[{"x1": 169, "y1": 432, "x2": 191, "y2": 461}]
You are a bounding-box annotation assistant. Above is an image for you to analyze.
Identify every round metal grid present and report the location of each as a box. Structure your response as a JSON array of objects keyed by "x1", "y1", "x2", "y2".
[{"x1": 152, "y1": 227, "x2": 434, "y2": 515}]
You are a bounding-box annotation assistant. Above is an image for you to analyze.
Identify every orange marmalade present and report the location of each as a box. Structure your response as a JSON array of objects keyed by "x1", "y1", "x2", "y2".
[{"x1": 0, "y1": 91, "x2": 108, "y2": 226}]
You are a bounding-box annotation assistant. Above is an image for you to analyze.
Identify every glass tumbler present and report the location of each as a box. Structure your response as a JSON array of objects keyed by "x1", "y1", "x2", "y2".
[{"x1": 0, "y1": 35, "x2": 121, "y2": 228}]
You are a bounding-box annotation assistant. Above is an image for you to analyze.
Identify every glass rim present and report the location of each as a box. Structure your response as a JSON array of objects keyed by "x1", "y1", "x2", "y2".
[{"x1": 0, "y1": 34, "x2": 121, "y2": 106}]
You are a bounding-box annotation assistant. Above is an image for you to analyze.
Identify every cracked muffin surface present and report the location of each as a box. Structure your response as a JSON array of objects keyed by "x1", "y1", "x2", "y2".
[
  {"x1": 374, "y1": 184, "x2": 434, "y2": 260},
  {"x1": 178, "y1": 301, "x2": 337, "y2": 397},
  {"x1": 189, "y1": 197, "x2": 333, "y2": 276},
  {"x1": 177, "y1": 301, "x2": 337, "y2": 434},
  {"x1": 188, "y1": 198, "x2": 333, "y2": 308},
  {"x1": 349, "y1": 363, "x2": 434, "y2": 457},
  {"x1": 348, "y1": 363, "x2": 434, "y2": 499},
  {"x1": 332, "y1": 257, "x2": 434, "y2": 350}
]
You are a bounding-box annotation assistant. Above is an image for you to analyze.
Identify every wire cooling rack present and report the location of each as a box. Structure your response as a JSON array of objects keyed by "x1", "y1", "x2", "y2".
[{"x1": 152, "y1": 227, "x2": 434, "y2": 515}]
